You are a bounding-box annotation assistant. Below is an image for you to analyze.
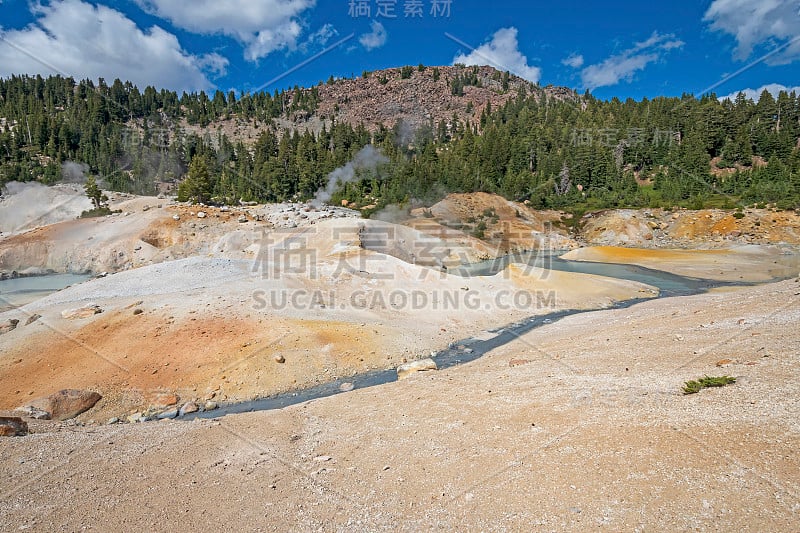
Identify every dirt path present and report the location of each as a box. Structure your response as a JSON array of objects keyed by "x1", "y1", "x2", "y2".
[{"x1": 1, "y1": 278, "x2": 798, "y2": 531}]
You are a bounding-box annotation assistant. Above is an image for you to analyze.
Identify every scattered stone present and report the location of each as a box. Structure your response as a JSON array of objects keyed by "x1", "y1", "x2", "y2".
[
  {"x1": 0, "y1": 318, "x2": 19, "y2": 335},
  {"x1": 25, "y1": 314, "x2": 41, "y2": 326},
  {"x1": 179, "y1": 401, "x2": 199, "y2": 416},
  {"x1": 156, "y1": 408, "x2": 178, "y2": 420},
  {"x1": 203, "y1": 401, "x2": 218, "y2": 411},
  {"x1": 173, "y1": 214, "x2": 181, "y2": 221},
  {"x1": 397, "y1": 358, "x2": 438, "y2": 380},
  {"x1": 0, "y1": 417, "x2": 28, "y2": 437},
  {"x1": 274, "y1": 354, "x2": 286, "y2": 364},
  {"x1": 508, "y1": 359, "x2": 532, "y2": 368},
  {"x1": 716, "y1": 359, "x2": 734, "y2": 367},
  {"x1": 132, "y1": 308, "x2": 143, "y2": 315},
  {"x1": 22, "y1": 389, "x2": 102, "y2": 421},
  {"x1": 127, "y1": 412, "x2": 146, "y2": 423},
  {"x1": 107, "y1": 417, "x2": 119, "y2": 425},
  {"x1": 339, "y1": 382, "x2": 355, "y2": 392},
  {"x1": 61, "y1": 305, "x2": 102, "y2": 319},
  {"x1": 313, "y1": 455, "x2": 333, "y2": 462},
  {"x1": 16, "y1": 405, "x2": 51, "y2": 420},
  {"x1": 238, "y1": 215, "x2": 248, "y2": 223},
  {"x1": 197, "y1": 211, "x2": 207, "y2": 219}
]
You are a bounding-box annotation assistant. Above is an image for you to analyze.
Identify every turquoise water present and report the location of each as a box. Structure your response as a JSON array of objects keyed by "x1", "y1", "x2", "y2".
[{"x1": 0, "y1": 273, "x2": 92, "y2": 312}]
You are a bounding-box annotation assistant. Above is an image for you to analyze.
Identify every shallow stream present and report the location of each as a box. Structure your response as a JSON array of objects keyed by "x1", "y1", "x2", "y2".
[{"x1": 186, "y1": 252, "x2": 755, "y2": 419}]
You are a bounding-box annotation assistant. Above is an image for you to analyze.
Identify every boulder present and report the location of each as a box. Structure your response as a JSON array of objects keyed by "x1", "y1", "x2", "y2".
[
  {"x1": 397, "y1": 358, "x2": 438, "y2": 380},
  {"x1": 0, "y1": 417, "x2": 28, "y2": 437},
  {"x1": 61, "y1": 305, "x2": 102, "y2": 319},
  {"x1": 22, "y1": 389, "x2": 102, "y2": 421}
]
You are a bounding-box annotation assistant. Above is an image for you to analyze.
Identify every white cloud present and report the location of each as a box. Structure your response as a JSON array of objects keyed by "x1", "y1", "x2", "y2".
[
  {"x1": 299, "y1": 23, "x2": 337, "y2": 54},
  {"x1": 359, "y1": 20, "x2": 387, "y2": 51},
  {"x1": 0, "y1": 0, "x2": 225, "y2": 92},
  {"x1": 562, "y1": 53, "x2": 584, "y2": 68},
  {"x1": 135, "y1": 0, "x2": 315, "y2": 60},
  {"x1": 580, "y1": 31, "x2": 684, "y2": 90},
  {"x1": 721, "y1": 82, "x2": 800, "y2": 101},
  {"x1": 452, "y1": 27, "x2": 541, "y2": 83},
  {"x1": 705, "y1": 0, "x2": 800, "y2": 63}
]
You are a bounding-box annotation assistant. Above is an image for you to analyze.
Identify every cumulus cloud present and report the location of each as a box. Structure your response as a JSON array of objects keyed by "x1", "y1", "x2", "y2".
[
  {"x1": 721, "y1": 82, "x2": 800, "y2": 101},
  {"x1": 580, "y1": 31, "x2": 684, "y2": 90},
  {"x1": 705, "y1": 0, "x2": 800, "y2": 64},
  {"x1": 452, "y1": 27, "x2": 541, "y2": 83},
  {"x1": 135, "y1": 0, "x2": 315, "y2": 60},
  {"x1": 0, "y1": 0, "x2": 225, "y2": 92},
  {"x1": 562, "y1": 53, "x2": 584, "y2": 68},
  {"x1": 359, "y1": 20, "x2": 388, "y2": 51}
]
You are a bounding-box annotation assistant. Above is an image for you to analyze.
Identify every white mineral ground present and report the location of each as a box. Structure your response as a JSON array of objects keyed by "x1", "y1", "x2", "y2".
[{"x1": 0, "y1": 191, "x2": 799, "y2": 530}]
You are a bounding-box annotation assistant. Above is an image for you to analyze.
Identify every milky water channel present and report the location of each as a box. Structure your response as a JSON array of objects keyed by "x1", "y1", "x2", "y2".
[{"x1": 186, "y1": 251, "x2": 778, "y2": 419}]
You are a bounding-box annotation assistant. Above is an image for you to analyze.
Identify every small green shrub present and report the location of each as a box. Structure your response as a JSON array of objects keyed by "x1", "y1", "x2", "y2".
[
  {"x1": 80, "y1": 207, "x2": 118, "y2": 218},
  {"x1": 682, "y1": 375, "x2": 736, "y2": 395}
]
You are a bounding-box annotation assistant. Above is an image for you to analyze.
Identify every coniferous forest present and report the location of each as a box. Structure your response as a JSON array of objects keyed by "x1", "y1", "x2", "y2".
[{"x1": 2, "y1": 73, "x2": 800, "y2": 213}]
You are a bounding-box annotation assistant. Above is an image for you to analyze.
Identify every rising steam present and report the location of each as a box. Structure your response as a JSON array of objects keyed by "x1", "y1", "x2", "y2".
[{"x1": 313, "y1": 145, "x2": 388, "y2": 206}]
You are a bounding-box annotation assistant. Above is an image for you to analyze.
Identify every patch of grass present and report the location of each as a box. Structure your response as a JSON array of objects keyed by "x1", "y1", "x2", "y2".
[{"x1": 682, "y1": 375, "x2": 736, "y2": 395}]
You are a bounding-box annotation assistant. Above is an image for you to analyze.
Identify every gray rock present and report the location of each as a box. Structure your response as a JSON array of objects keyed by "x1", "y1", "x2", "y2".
[
  {"x1": 179, "y1": 401, "x2": 199, "y2": 416},
  {"x1": 0, "y1": 319, "x2": 19, "y2": 335},
  {"x1": 397, "y1": 358, "x2": 438, "y2": 380},
  {"x1": 16, "y1": 405, "x2": 51, "y2": 420},
  {"x1": 127, "y1": 412, "x2": 146, "y2": 423},
  {"x1": 156, "y1": 408, "x2": 178, "y2": 420}
]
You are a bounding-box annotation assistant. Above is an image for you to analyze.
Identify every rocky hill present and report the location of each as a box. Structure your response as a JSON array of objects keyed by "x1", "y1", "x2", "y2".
[{"x1": 181, "y1": 65, "x2": 579, "y2": 142}]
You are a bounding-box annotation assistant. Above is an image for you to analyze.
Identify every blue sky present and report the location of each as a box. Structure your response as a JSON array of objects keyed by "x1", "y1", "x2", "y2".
[{"x1": 0, "y1": 0, "x2": 798, "y2": 101}]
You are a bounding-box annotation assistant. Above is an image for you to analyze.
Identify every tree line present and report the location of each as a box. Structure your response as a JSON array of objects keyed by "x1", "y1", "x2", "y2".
[{"x1": 1, "y1": 73, "x2": 799, "y2": 212}]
